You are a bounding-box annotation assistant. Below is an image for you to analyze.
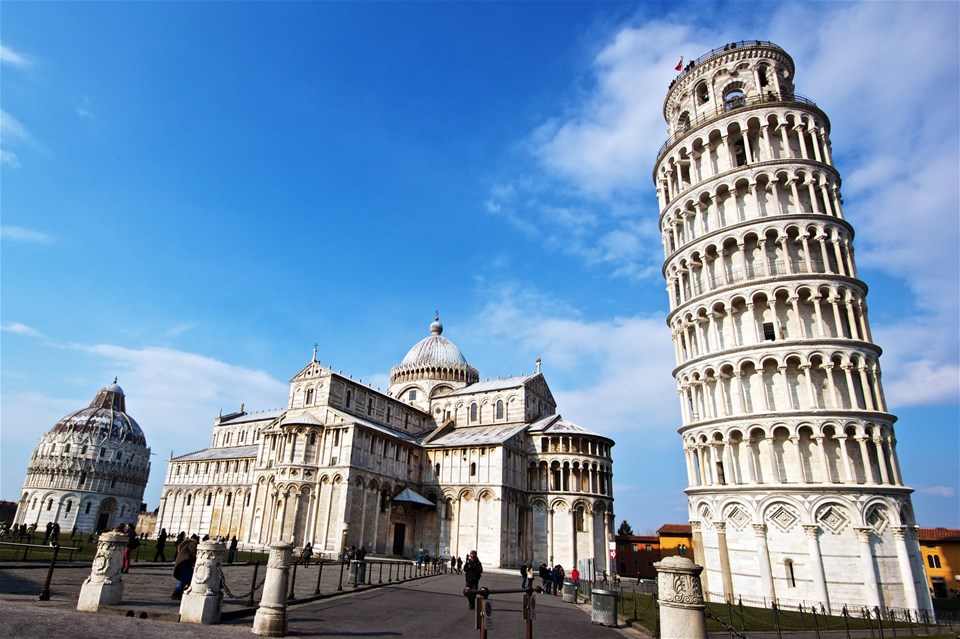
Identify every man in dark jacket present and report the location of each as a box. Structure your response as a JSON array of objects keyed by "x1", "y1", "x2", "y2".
[
  {"x1": 153, "y1": 528, "x2": 168, "y2": 562},
  {"x1": 463, "y1": 550, "x2": 483, "y2": 610}
]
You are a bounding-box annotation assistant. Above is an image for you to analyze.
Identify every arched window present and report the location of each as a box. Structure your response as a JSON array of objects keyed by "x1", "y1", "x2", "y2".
[
  {"x1": 85, "y1": 502, "x2": 92, "y2": 514},
  {"x1": 367, "y1": 397, "x2": 374, "y2": 415},
  {"x1": 784, "y1": 559, "x2": 796, "y2": 587},
  {"x1": 495, "y1": 400, "x2": 504, "y2": 420},
  {"x1": 435, "y1": 463, "x2": 441, "y2": 476},
  {"x1": 46, "y1": 499, "x2": 53, "y2": 511},
  {"x1": 305, "y1": 388, "x2": 314, "y2": 405},
  {"x1": 78, "y1": 472, "x2": 87, "y2": 487},
  {"x1": 310, "y1": 432, "x2": 317, "y2": 445},
  {"x1": 64, "y1": 444, "x2": 71, "y2": 453},
  {"x1": 65, "y1": 500, "x2": 73, "y2": 513},
  {"x1": 678, "y1": 544, "x2": 687, "y2": 557},
  {"x1": 470, "y1": 403, "x2": 478, "y2": 422},
  {"x1": 80, "y1": 445, "x2": 87, "y2": 454},
  {"x1": 186, "y1": 494, "x2": 192, "y2": 506},
  {"x1": 345, "y1": 389, "x2": 352, "y2": 408},
  {"x1": 724, "y1": 88, "x2": 746, "y2": 111},
  {"x1": 696, "y1": 82, "x2": 709, "y2": 104},
  {"x1": 225, "y1": 493, "x2": 232, "y2": 506},
  {"x1": 206, "y1": 493, "x2": 213, "y2": 506},
  {"x1": 470, "y1": 462, "x2": 477, "y2": 476}
]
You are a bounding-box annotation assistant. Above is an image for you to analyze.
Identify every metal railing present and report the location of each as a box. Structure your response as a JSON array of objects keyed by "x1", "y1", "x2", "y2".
[{"x1": 657, "y1": 92, "x2": 820, "y2": 161}]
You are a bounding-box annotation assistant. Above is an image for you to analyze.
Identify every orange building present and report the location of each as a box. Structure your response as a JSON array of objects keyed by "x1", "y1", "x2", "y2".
[
  {"x1": 919, "y1": 527, "x2": 960, "y2": 600},
  {"x1": 657, "y1": 523, "x2": 693, "y2": 560}
]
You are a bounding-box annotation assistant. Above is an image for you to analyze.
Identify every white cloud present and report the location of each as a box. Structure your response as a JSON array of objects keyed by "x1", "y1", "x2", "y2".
[
  {"x1": 0, "y1": 43, "x2": 35, "y2": 71},
  {"x1": 916, "y1": 486, "x2": 956, "y2": 498},
  {"x1": 0, "y1": 342, "x2": 289, "y2": 509},
  {"x1": 75, "y1": 95, "x2": 95, "y2": 119},
  {"x1": 1, "y1": 109, "x2": 30, "y2": 142},
  {"x1": 1, "y1": 322, "x2": 45, "y2": 338},
  {"x1": 0, "y1": 226, "x2": 55, "y2": 244},
  {"x1": 1, "y1": 149, "x2": 20, "y2": 169},
  {"x1": 467, "y1": 285, "x2": 677, "y2": 435}
]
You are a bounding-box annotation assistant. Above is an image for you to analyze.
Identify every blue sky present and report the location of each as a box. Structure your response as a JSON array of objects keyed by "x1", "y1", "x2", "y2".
[{"x1": 2, "y1": 1, "x2": 957, "y2": 533}]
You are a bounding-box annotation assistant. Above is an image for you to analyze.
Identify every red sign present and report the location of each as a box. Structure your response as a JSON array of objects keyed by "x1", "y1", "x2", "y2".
[{"x1": 609, "y1": 549, "x2": 617, "y2": 559}]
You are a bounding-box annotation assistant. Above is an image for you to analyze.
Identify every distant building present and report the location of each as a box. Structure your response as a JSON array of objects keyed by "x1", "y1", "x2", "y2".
[
  {"x1": 156, "y1": 317, "x2": 615, "y2": 569},
  {"x1": 918, "y1": 528, "x2": 960, "y2": 600},
  {"x1": 13, "y1": 382, "x2": 151, "y2": 534},
  {"x1": 655, "y1": 41, "x2": 932, "y2": 613},
  {"x1": 614, "y1": 534, "x2": 660, "y2": 579},
  {"x1": 657, "y1": 523, "x2": 693, "y2": 560}
]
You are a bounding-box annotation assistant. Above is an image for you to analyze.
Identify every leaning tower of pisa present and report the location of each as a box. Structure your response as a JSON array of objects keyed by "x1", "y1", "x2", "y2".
[{"x1": 653, "y1": 41, "x2": 932, "y2": 614}]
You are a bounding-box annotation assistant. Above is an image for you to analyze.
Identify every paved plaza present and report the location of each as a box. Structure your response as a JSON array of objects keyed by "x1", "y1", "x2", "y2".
[{"x1": 0, "y1": 559, "x2": 649, "y2": 638}]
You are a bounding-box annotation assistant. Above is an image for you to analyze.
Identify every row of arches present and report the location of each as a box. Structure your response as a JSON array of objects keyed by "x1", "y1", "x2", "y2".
[
  {"x1": 666, "y1": 223, "x2": 858, "y2": 310},
  {"x1": 658, "y1": 109, "x2": 832, "y2": 207},
  {"x1": 676, "y1": 351, "x2": 886, "y2": 423},
  {"x1": 683, "y1": 419, "x2": 901, "y2": 488},
  {"x1": 527, "y1": 459, "x2": 612, "y2": 496},
  {"x1": 670, "y1": 284, "x2": 871, "y2": 364},
  {"x1": 662, "y1": 168, "x2": 845, "y2": 258}
]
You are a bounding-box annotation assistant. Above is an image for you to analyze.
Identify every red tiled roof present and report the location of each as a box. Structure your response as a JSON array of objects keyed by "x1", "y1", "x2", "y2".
[
  {"x1": 918, "y1": 527, "x2": 960, "y2": 542},
  {"x1": 658, "y1": 523, "x2": 692, "y2": 535}
]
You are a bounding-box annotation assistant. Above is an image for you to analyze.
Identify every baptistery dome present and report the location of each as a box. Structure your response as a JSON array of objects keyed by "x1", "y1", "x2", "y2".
[{"x1": 13, "y1": 381, "x2": 151, "y2": 535}]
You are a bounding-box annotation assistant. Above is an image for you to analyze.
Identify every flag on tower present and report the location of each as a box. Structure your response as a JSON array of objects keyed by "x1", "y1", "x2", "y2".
[{"x1": 675, "y1": 56, "x2": 683, "y2": 71}]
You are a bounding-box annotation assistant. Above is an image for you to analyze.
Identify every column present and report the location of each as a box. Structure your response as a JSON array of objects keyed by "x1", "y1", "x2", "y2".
[
  {"x1": 252, "y1": 542, "x2": 293, "y2": 636},
  {"x1": 813, "y1": 436, "x2": 832, "y2": 483},
  {"x1": 873, "y1": 436, "x2": 890, "y2": 485},
  {"x1": 690, "y1": 520, "x2": 709, "y2": 595},
  {"x1": 811, "y1": 294, "x2": 826, "y2": 336},
  {"x1": 788, "y1": 179, "x2": 802, "y2": 214},
  {"x1": 753, "y1": 524, "x2": 777, "y2": 603},
  {"x1": 655, "y1": 557, "x2": 708, "y2": 639},
  {"x1": 715, "y1": 522, "x2": 734, "y2": 601},
  {"x1": 857, "y1": 437, "x2": 877, "y2": 484},
  {"x1": 802, "y1": 525, "x2": 830, "y2": 611},
  {"x1": 892, "y1": 526, "x2": 920, "y2": 611},
  {"x1": 854, "y1": 527, "x2": 881, "y2": 609},
  {"x1": 858, "y1": 368, "x2": 876, "y2": 410},
  {"x1": 838, "y1": 436, "x2": 856, "y2": 483}
]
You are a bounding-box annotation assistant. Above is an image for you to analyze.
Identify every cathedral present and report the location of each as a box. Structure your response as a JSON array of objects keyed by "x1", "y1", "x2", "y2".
[
  {"x1": 656, "y1": 41, "x2": 932, "y2": 613},
  {"x1": 156, "y1": 317, "x2": 615, "y2": 569}
]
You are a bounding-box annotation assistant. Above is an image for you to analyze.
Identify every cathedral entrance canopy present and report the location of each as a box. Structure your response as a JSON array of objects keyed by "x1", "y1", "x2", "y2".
[{"x1": 392, "y1": 487, "x2": 435, "y2": 509}]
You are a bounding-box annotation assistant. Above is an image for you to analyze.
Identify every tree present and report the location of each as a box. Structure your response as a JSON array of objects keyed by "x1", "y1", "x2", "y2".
[{"x1": 617, "y1": 520, "x2": 634, "y2": 535}]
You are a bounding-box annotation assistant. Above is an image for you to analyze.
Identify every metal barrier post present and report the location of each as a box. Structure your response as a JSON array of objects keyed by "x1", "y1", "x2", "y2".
[
  {"x1": 314, "y1": 559, "x2": 324, "y2": 595},
  {"x1": 812, "y1": 608, "x2": 821, "y2": 639},
  {"x1": 38, "y1": 545, "x2": 61, "y2": 601},
  {"x1": 379, "y1": 561, "x2": 383, "y2": 584},
  {"x1": 772, "y1": 601, "x2": 782, "y2": 639},
  {"x1": 287, "y1": 563, "x2": 298, "y2": 602},
  {"x1": 251, "y1": 541, "x2": 293, "y2": 636},
  {"x1": 247, "y1": 562, "x2": 261, "y2": 607},
  {"x1": 842, "y1": 606, "x2": 851, "y2": 639},
  {"x1": 800, "y1": 603, "x2": 807, "y2": 630},
  {"x1": 337, "y1": 560, "x2": 345, "y2": 591},
  {"x1": 875, "y1": 606, "x2": 885, "y2": 639}
]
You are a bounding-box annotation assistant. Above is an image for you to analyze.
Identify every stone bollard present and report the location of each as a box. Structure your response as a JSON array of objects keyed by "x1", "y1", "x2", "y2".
[
  {"x1": 654, "y1": 556, "x2": 707, "y2": 639},
  {"x1": 180, "y1": 540, "x2": 226, "y2": 624},
  {"x1": 252, "y1": 541, "x2": 293, "y2": 636},
  {"x1": 77, "y1": 531, "x2": 127, "y2": 612}
]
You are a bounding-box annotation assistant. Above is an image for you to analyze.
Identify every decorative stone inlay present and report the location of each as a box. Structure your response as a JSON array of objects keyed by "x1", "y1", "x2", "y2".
[
  {"x1": 727, "y1": 506, "x2": 750, "y2": 531},
  {"x1": 866, "y1": 506, "x2": 888, "y2": 534},
  {"x1": 768, "y1": 505, "x2": 798, "y2": 532},
  {"x1": 817, "y1": 506, "x2": 849, "y2": 534}
]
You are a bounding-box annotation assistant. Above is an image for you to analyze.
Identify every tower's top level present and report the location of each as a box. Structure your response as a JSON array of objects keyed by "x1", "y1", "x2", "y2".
[{"x1": 658, "y1": 41, "x2": 822, "y2": 162}]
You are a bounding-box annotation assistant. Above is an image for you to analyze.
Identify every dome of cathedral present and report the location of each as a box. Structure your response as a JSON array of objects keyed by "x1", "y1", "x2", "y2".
[
  {"x1": 400, "y1": 318, "x2": 469, "y2": 367},
  {"x1": 47, "y1": 381, "x2": 147, "y2": 447},
  {"x1": 390, "y1": 316, "x2": 479, "y2": 387}
]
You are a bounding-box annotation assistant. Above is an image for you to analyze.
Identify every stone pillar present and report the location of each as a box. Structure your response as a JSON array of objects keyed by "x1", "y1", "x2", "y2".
[
  {"x1": 715, "y1": 522, "x2": 734, "y2": 602},
  {"x1": 77, "y1": 531, "x2": 127, "y2": 612},
  {"x1": 689, "y1": 520, "x2": 709, "y2": 595},
  {"x1": 655, "y1": 556, "x2": 707, "y2": 639},
  {"x1": 180, "y1": 540, "x2": 226, "y2": 624},
  {"x1": 753, "y1": 523, "x2": 776, "y2": 604},
  {"x1": 892, "y1": 526, "x2": 920, "y2": 611},
  {"x1": 802, "y1": 524, "x2": 830, "y2": 611},
  {"x1": 252, "y1": 541, "x2": 293, "y2": 636},
  {"x1": 854, "y1": 527, "x2": 881, "y2": 609}
]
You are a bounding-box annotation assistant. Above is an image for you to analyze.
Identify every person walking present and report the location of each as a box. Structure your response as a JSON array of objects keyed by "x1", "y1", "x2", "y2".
[
  {"x1": 122, "y1": 524, "x2": 139, "y2": 573},
  {"x1": 227, "y1": 535, "x2": 238, "y2": 564},
  {"x1": 301, "y1": 542, "x2": 314, "y2": 565},
  {"x1": 153, "y1": 528, "x2": 169, "y2": 562},
  {"x1": 171, "y1": 534, "x2": 199, "y2": 599},
  {"x1": 463, "y1": 550, "x2": 483, "y2": 610}
]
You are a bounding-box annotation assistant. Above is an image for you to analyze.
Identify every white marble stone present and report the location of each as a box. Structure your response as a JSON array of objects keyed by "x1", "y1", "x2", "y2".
[
  {"x1": 179, "y1": 540, "x2": 225, "y2": 624},
  {"x1": 656, "y1": 556, "x2": 707, "y2": 639},
  {"x1": 77, "y1": 531, "x2": 127, "y2": 612},
  {"x1": 252, "y1": 542, "x2": 292, "y2": 636}
]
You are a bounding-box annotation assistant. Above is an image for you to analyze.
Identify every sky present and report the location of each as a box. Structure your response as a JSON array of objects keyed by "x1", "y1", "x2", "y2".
[{"x1": 2, "y1": 1, "x2": 958, "y2": 534}]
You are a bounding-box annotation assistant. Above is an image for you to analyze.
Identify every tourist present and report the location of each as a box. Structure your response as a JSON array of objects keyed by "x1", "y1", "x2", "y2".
[
  {"x1": 456, "y1": 556, "x2": 463, "y2": 574},
  {"x1": 300, "y1": 542, "x2": 313, "y2": 565},
  {"x1": 122, "y1": 524, "x2": 139, "y2": 573},
  {"x1": 227, "y1": 535, "x2": 238, "y2": 564},
  {"x1": 539, "y1": 563, "x2": 551, "y2": 593},
  {"x1": 172, "y1": 534, "x2": 199, "y2": 599},
  {"x1": 571, "y1": 566, "x2": 580, "y2": 590},
  {"x1": 154, "y1": 528, "x2": 169, "y2": 562},
  {"x1": 552, "y1": 564, "x2": 563, "y2": 596},
  {"x1": 463, "y1": 550, "x2": 483, "y2": 610},
  {"x1": 520, "y1": 562, "x2": 528, "y2": 589}
]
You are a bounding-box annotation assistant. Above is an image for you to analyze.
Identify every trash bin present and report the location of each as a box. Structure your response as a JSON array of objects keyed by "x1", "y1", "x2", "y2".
[
  {"x1": 358, "y1": 560, "x2": 367, "y2": 584},
  {"x1": 581, "y1": 580, "x2": 593, "y2": 602},
  {"x1": 562, "y1": 580, "x2": 577, "y2": 603},
  {"x1": 348, "y1": 560, "x2": 359, "y2": 584},
  {"x1": 591, "y1": 588, "x2": 617, "y2": 626}
]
